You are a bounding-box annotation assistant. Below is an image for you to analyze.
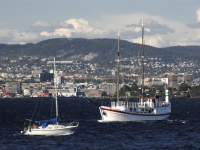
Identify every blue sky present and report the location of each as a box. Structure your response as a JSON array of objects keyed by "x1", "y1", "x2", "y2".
[{"x1": 0, "y1": 0, "x2": 200, "y2": 47}]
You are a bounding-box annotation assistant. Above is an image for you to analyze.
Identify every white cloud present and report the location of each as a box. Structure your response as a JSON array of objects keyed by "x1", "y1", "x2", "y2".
[
  {"x1": 187, "y1": 8, "x2": 200, "y2": 28},
  {"x1": 118, "y1": 12, "x2": 200, "y2": 47},
  {"x1": 41, "y1": 28, "x2": 71, "y2": 37},
  {"x1": 31, "y1": 21, "x2": 56, "y2": 28},
  {"x1": 0, "y1": 29, "x2": 40, "y2": 44},
  {"x1": 31, "y1": 20, "x2": 73, "y2": 33},
  {"x1": 1, "y1": 10, "x2": 200, "y2": 47},
  {"x1": 196, "y1": 8, "x2": 200, "y2": 22},
  {"x1": 66, "y1": 18, "x2": 93, "y2": 32},
  {"x1": 9, "y1": 32, "x2": 40, "y2": 44},
  {"x1": 40, "y1": 18, "x2": 95, "y2": 38},
  {"x1": 0, "y1": 29, "x2": 12, "y2": 37},
  {"x1": 131, "y1": 35, "x2": 166, "y2": 48}
]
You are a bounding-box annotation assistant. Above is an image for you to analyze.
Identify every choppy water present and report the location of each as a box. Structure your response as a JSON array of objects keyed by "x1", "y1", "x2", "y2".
[{"x1": 0, "y1": 98, "x2": 200, "y2": 150}]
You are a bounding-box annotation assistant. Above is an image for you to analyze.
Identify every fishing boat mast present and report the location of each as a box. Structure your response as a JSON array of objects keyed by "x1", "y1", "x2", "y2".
[
  {"x1": 54, "y1": 57, "x2": 59, "y2": 120},
  {"x1": 117, "y1": 29, "x2": 120, "y2": 104},
  {"x1": 141, "y1": 18, "x2": 145, "y2": 102}
]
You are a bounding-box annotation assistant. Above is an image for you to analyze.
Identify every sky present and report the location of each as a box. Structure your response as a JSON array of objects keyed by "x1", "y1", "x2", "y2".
[{"x1": 0, "y1": 0, "x2": 200, "y2": 48}]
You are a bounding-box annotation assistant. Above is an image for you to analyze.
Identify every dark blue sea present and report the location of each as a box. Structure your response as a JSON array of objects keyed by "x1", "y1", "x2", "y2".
[{"x1": 0, "y1": 97, "x2": 200, "y2": 150}]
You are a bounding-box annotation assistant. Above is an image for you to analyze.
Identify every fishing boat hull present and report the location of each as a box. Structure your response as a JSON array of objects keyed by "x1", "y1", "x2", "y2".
[
  {"x1": 98, "y1": 106, "x2": 171, "y2": 122},
  {"x1": 21, "y1": 123, "x2": 79, "y2": 136}
]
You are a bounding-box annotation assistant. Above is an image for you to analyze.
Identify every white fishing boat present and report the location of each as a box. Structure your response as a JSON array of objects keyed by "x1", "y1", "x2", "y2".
[
  {"x1": 97, "y1": 19, "x2": 171, "y2": 122},
  {"x1": 21, "y1": 58, "x2": 79, "y2": 135}
]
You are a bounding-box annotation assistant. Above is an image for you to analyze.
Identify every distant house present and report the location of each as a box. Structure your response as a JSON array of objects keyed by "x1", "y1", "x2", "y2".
[{"x1": 5, "y1": 81, "x2": 21, "y2": 94}]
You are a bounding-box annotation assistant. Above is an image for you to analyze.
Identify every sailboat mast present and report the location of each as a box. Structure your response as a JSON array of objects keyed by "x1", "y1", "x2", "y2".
[
  {"x1": 141, "y1": 18, "x2": 145, "y2": 101},
  {"x1": 117, "y1": 29, "x2": 120, "y2": 103},
  {"x1": 54, "y1": 57, "x2": 59, "y2": 118}
]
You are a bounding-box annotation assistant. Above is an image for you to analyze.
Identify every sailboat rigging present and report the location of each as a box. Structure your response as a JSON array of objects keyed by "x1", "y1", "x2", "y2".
[
  {"x1": 96, "y1": 19, "x2": 171, "y2": 122},
  {"x1": 21, "y1": 57, "x2": 79, "y2": 136}
]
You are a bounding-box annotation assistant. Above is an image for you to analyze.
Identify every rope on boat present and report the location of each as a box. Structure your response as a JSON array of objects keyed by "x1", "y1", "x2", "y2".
[
  {"x1": 30, "y1": 98, "x2": 40, "y2": 124},
  {"x1": 85, "y1": 97, "x2": 100, "y2": 107},
  {"x1": 104, "y1": 39, "x2": 118, "y2": 65},
  {"x1": 51, "y1": 96, "x2": 54, "y2": 118},
  {"x1": 36, "y1": 98, "x2": 44, "y2": 121}
]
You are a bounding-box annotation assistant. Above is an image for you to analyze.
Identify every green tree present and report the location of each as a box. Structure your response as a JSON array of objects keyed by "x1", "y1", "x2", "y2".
[
  {"x1": 191, "y1": 85, "x2": 200, "y2": 97},
  {"x1": 178, "y1": 82, "x2": 190, "y2": 91},
  {"x1": 101, "y1": 91, "x2": 107, "y2": 97},
  {"x1": 131, "y1": 83, "x2": 138, "y2": 91},
  {"x1": 119, "y1": 85, "x2": 132, "y2": 96}
]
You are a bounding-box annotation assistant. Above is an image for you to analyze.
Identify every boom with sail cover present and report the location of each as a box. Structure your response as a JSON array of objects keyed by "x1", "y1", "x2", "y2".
[{"x1": 36, "y1": 117, "x2": 58, "y2": 128}]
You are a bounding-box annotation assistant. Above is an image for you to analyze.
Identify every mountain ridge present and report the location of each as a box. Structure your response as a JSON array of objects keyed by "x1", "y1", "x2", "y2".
[{"x1": 0, "y1": 38, "x2": 200, "y2": 63}]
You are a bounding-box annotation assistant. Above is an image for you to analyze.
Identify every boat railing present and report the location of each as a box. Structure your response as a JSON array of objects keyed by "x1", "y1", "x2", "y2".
[
  {"x1": 64, "y1": 122, "x2": 79, "y2": 127},
  {"x1": 111, "y1": 101, "x2": 170, "y2": 109},
  {"x1": 111, "y1": 101, "x2": 126, "y2": 107}
]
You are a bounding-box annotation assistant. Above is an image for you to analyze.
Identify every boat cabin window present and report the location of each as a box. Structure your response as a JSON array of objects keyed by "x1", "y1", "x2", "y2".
[{"x1": 111, "y1": 102, "x2": 115, "y2": 107}]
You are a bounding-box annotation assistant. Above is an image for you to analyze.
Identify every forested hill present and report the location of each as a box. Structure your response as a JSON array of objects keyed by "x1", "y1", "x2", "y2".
[{"x1": 0, "y1": 38, "x2": 200, "y2": 63}]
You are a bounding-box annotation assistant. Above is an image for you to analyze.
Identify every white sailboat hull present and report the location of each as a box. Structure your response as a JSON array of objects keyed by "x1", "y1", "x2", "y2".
[
  {"x1": 98, "y1": 106, "x2": 171, "y2": 122},
  {"x1": 22, "y1": 123, "x2": 78, "y2": 136}
]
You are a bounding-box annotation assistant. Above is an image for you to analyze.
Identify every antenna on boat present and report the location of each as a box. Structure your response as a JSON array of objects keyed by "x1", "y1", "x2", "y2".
[
  {"x1": 141, "y1": 18, "x2": 145, "y2": 102},
  {"x1": 54, "y1": 57, "x2": 59, "y2": 121},
  {"x1": 117, "y1": 27, "x2": 120, "y2": 104}
]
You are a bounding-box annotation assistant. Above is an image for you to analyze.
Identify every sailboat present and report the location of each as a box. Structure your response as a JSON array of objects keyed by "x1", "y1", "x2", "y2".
[
  {"x1": 98, "y1": 19, "x2": 171, "y2": 122},
  {"x1": 21, "y1": 58, "x2": 79, "y2": 135}
]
